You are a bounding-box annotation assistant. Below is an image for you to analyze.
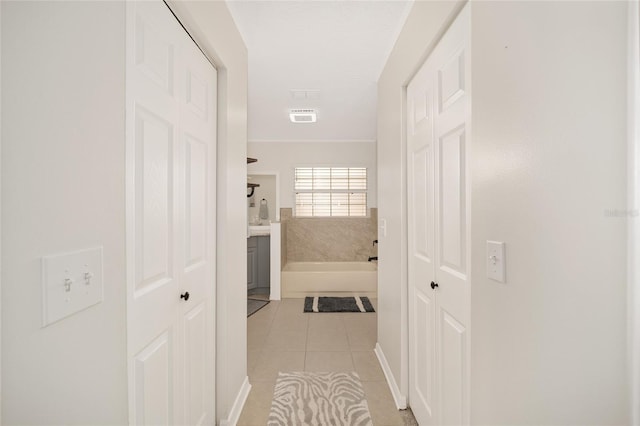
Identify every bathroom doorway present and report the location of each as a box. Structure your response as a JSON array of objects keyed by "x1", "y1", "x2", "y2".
[{"x1": 247, "y1": 173, "x2": 280, "y2": 312}]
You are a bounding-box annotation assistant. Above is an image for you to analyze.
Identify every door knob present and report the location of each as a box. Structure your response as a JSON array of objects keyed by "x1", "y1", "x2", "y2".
[
  {"x1": 180, "y1": 292, "x2": 190, "y2": 301},
  {"x1": 430, "y1": 281, "x2": 438, "y2": 290}
]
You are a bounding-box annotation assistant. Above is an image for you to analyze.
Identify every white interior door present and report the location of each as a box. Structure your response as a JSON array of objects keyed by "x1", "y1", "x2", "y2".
[
  {"x1": 407, "y1": 4, "x2": 470, "y2": 425},
  {"x1": 407, "y1": 52, "x2": 437, "y2": 425},
  {"x1": 126, "y1": 2, "x2": 217, "y2": 424},
  {"x1": 180, "y1": 26, "x2": 217, "y2": 426}
]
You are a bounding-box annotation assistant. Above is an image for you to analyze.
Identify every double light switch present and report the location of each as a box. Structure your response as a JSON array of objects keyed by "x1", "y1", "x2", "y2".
[{"x1": 42, "y1": 247, "x2": 104, "y2": 327}]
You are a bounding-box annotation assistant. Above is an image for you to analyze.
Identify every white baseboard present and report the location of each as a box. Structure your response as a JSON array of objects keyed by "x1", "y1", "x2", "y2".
[
  {"x1": 374, "y1": 343, "x2": 407, "y2": 409},
  {"x1": 219, "y1": 376, "x2": 252, "y2": 426}
]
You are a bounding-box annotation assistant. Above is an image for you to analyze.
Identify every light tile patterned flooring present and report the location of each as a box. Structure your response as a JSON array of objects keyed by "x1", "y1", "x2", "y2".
[{"x1": 239, "y1": 298, "x2": 418, "y2": 425}]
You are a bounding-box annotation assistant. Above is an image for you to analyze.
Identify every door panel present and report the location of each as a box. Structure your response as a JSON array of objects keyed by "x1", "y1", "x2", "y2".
[
  {"x1": 184, "y1": 303, "x2": 207, "y2": 426},
  {"x1": 433, "y1": 7, "x2": 470, "y2": 425},
  {"x1": 438, "y1": 125, "x2": 466, "y2": 276},
  {"x1": 128, "y1": 6, "x2": 181, "y2": 423},
  {"x1": 408, "y1": 4, "x2": 470, "y2": 426},
  {"x1": 412, "y1": 145, "x2": 432, "y2": 262},
  {"x1": 134, "y1": 331, "x2": 173, "y2": 426},
  {"x1": 440, "y1": 310, "x2": 466, "y2": 426},
  {"x1": 412, "y1": 91, "x2": 430, "y2": 136},
  {"x1": 438, "y1": 50, "x2": 466, "y2": 113},
  {"x1": 135, "y1": 13, "x2": 174, "y2": 94},
  {"x1": 135, "y1": 106, "x2": 174, "y2": 295},
  {"x1": 414, "y1": 292, "x2": 435, "y2": 417},
  {"x1": 178, "y1": 30, "x2": 217, "y2": 426},
  {"x1": 247, "y1": 246, "x2": 257, "y2": 290},
  {"x1": 407, "y1": 59, "x2": 437, "y2": 425},
  {"x1": 127, "y1": 2, "x2": 216, "y2": 424},
  {"x1": 184, "y1": 137, "x2": 207, "y2": 270},
  {"x1": 186, "y1": 70, "x2": 208, "y2": 119}
]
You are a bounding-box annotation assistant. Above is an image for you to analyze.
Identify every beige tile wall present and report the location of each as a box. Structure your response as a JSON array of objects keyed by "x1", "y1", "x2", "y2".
[
  {"x1": 281, "y1": 208, "x2": 378, "y2": 263},
  {"x1": 280, "y1": 214, "x2": 288, "y2": 267}
]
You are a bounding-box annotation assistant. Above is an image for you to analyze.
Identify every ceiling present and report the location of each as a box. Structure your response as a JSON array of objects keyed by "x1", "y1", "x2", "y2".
[{"x1": 226, "y1": 0, "x2": 413, "y2": 143}]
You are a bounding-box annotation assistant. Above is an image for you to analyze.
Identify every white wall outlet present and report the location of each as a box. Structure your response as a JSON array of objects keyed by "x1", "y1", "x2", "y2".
[
  {"x1": 42, "y1": 247, "x2": 104, "y2": 327},
  {"x1": 486, "y1": 241, "x2": 506, "y2": 282}
]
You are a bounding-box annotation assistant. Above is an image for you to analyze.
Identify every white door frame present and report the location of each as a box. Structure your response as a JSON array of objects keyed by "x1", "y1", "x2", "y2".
[
  {"x1": 0, "y1": 4, "x2": 3, "y2": 422},
  {"x1": 246, "y1": 171, "x2": 282, "y2": 300},
  {"x1": 628, "y1": 0, "x2": 640, "y2": 422}
]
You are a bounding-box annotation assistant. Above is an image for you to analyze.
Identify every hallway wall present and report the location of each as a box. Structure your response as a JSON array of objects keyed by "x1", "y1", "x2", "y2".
[
  {"x1": 378, "y1": 1, "x2": 629, "y2": 423},
  {"x1": 469, "y1": 2, "x2": 628, "y2": 423},
  {"x1": 2, "y1": 1, "x2": 249, "y2": 424},
  {"x1": 2, "y1": 2, "x2": 128, "y2": 423}
]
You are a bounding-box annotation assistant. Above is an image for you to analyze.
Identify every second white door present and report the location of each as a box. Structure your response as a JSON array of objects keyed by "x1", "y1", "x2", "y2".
[
  {"x1": 126, "y1": 2, "x2": 217, "y2": 424},
  {"x1": 407, "y1": 4, "x2": 471, "y2": 425}
]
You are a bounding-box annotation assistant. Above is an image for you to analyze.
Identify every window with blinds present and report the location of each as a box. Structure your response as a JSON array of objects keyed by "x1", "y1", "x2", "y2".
[{"x1": 294, "y1": 167, "x2": 367, "y2": 217}]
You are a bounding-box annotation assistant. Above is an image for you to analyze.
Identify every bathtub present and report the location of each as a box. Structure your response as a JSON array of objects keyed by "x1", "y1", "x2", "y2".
[{"x1": 281, "y1": 261, "x2": 377, "y2": 299}]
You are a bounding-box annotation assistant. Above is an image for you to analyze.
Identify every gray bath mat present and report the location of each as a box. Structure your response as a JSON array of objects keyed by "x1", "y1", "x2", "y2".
[
  {"x1": 248, "y1": 298, "x2": 269, "y2": 317},
  {"x1": 268, "y1": 371, "x2": 373, "y2": 426},
  {"x1": 303, "y1": 296, "x2": 375, "y2": 313}
]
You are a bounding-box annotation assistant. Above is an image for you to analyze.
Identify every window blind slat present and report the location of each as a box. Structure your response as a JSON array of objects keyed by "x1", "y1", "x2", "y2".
[{"x1": 294, "y1": 167, "x2": 367, "y2": 217}]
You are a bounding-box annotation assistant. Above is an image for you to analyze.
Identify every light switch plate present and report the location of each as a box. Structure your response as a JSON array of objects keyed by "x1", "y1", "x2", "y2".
[
  {"x1": 486, "y1": 241, "x2": 505, "y2": 282},
  {"x1": 42, "y1": 247, "x2": 104, "y2": 327}
]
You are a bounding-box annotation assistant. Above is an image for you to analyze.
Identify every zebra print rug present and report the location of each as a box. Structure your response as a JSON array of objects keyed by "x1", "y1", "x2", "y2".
[{"x1": 268, "y1": 371, "x2": 373, "y2": 426}]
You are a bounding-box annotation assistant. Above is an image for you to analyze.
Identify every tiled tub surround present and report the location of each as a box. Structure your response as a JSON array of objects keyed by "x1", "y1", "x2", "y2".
[
  {"x1": 281, "y1": 208, "x2": 378, "y2": 262},
  {"x1": 280, "y1": 218, "x2": 288, "y2": 269},
  {"x1": 279, "y1": 208, "x2": 378, "y2": 298}
]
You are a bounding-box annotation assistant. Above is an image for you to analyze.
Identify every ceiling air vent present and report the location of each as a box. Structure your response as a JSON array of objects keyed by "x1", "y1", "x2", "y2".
[{"x1": 289, "y1": 109, "x2": 317, "y2": 123}]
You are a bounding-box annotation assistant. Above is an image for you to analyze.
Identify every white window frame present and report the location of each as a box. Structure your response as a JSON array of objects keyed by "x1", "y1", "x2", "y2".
[{"x1": 294, "y1": 166, "x2": 368, "y2": 217}]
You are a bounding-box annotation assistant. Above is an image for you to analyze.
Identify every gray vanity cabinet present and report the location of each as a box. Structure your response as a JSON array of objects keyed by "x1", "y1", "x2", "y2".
[
  {"x1": 247, "y1": 236, "x2": 270, "y2": 289},
  {"x1": 247, "y1": 236, "x2": 258, "y2": 290}
]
